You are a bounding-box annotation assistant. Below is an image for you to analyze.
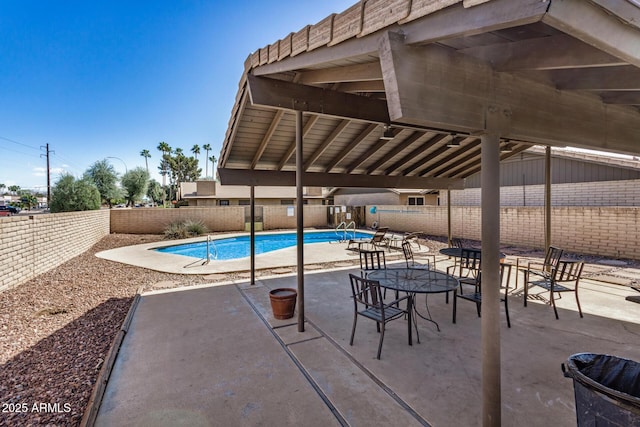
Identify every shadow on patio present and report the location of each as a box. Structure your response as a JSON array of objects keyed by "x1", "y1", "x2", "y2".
[{"x1": 93, "y1": 260, "x2": 640, "y2": 427}]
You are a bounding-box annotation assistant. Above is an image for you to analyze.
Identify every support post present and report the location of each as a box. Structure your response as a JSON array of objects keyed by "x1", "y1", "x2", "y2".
[
  {"x1": 481, "y1": 102, "x2": 510, "y2": 427},
  {"x1": 545, "y1": 146, "x2": 551, "y2": 252},
  {"x1": 250, "y1": 185, "x2": 255, "y2": 285},
  {"x1": 447, "y1": 189, "x2": 452, "y2": 246},
  {"x1": 481, "y1": 131, "x2": 501, "y2": 427},
  {"x1": 296, "y1": 111, "x2": 305, "y2": 332}
]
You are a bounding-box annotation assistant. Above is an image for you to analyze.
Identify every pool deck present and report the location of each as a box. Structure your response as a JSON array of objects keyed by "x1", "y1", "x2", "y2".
[
  {"x1": 92, "y1": 260, "x2": 640, "y2": 426},
  {"x1": 96, "y1": 230, "x2": 385, "y2": 274}
]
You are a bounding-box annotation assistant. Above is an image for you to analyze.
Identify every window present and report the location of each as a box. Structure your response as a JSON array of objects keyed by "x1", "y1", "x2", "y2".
[
  {"x1": 408, "y1": 197, "x2": 424, "y2": 206},
  {"x1": 218, "y1": 200, "x2": 230, "y2": 206},
  {"x1": 280, "y1": 199, "x2": 294, "y2": 205},
  {"x1": 238, "y1": 200, "x2": 250, "y2": 205}
]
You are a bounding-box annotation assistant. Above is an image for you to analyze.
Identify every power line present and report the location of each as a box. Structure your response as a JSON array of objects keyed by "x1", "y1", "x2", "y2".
[{"x1": 0, "y1": 135, "x2": 40, "y2": 151}]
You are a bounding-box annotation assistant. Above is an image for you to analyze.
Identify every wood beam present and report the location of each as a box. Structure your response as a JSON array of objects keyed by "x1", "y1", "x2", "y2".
[
  {"x1": 385, "y1": 133, "x2": 449, "y2": 175},
  {"x1": 323, "y1": 123, "x2": 378, "y2": 172},
  {"x1": 304, "y1": 120, "x2": 350, "y2": 170},
  {"x1": 424, "y1": 139, "x2": 482, "y2": 177},
  {"x1": 218, "y1": 168, "x2": 464, "y2": 189},
  {"x1": 460, "y1": 144, "x2": 530, "y2": 178},
  {"x1": 459, "y1": 34, "x2": 625, "y2": 71},
  {"x1": 379, "y1": 31, "x2": 640, "y2": 155},
  {"x1": 600, "y1": 91, "x2": 640, "y2": 105},
  {"x1": 551, "y1": 66, "x2": 640, "y2": 91},
  {"x1": 543, "y1": 0, "x2": 640, "y2": 68},
  {"x1": 277, "y1": 115, "x2": 319, "y2": 170},
  {"x1": 366, "y1": 131, "x2": 423, "y2": 174},
  {"x1": 402, "y1": 0, "x2": 549, "y2": 45},
  {"x1": 344, "y1": 135, "x2": 391, "y2": 174},
  {"x1": 247, "y1": 74, "x2": 390, "y2": 124},
  {"x1": 298, "y1": 62, "x2": 382, "y2": 84},
  {"x1": 339, "y1": 81, "x2": 385, "y2": 93},
  {"x1": 251, "y1": 110, "x2": 284, "y2": 168}
]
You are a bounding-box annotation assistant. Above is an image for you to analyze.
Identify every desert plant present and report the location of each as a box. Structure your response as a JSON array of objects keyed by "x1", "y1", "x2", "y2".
[
  {"x1": 184, "y1": 220, "x2": 208, "y2": 236},
  {"x1": 163, "y1": 220, "x2": 208, "y2": 239}
]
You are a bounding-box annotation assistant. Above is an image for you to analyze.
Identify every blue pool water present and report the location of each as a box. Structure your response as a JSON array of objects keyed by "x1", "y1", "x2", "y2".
[{"x1": 155, "y1": 230, "x2": 372, "y2": 261}]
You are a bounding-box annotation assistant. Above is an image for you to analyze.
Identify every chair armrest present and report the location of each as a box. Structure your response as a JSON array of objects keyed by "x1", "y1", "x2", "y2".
[{"x1": 385, "y1": 294, "x2": 411, "y2": 308}]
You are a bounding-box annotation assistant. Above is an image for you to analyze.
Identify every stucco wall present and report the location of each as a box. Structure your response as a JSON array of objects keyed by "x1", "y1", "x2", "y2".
[{"x1": 0, "y1": 210, "x2": 110, "y2": 292}]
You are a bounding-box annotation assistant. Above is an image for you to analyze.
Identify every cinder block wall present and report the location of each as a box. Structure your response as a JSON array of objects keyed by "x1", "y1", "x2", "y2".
[
  {"x1": 110, "y1": 207, "x2": 246, "y2": 234},
  {"x1": 110, "y1": 205, "x2": 329, "y2": 234},
  {"x1": 368, "y1": 205, "x2": 640, "y2": 260},
  {"x1": 442, "y1": 179, "x2": 640, "y2": 207},
  {"x1": 263, "y1": 205, "x2": 327, "y2": 229},
  {"x1": 0, "y1": 210, "x2": 110, "y2": 292}
]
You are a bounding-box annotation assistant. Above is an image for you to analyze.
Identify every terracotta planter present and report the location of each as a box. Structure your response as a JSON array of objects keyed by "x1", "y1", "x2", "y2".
[{"x1": 269, "y1": 288, "x2": 297, "y2": 320}]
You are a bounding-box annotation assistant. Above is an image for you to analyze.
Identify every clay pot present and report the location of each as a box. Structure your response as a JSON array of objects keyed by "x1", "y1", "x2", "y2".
[{"x1": 269, "y1": 288, "x2": 297, "y2": 320}]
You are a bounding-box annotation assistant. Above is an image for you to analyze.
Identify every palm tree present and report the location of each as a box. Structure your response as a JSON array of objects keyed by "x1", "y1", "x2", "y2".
[
  {"x1": 209, "y1": 155, "x2": 217, "y2": 179},
  {"x1": 191, "y1": 144, "x2": 200, "y2": 160},
  {"x1": 202, "y1": 144, "x2": 212, "y2": 177},
  {"x1": 0, "y1": 183, "x2": 5, "y2": 194},
  {"x1": 140, "y1": 149, "x2": 151, "y2": 174},
  {"x1": 157, "y1": 142, "x2": 172, "y2": 187}
]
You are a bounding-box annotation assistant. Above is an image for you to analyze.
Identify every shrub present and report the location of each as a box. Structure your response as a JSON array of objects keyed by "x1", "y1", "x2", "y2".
[{"x1": 163, "y1": 220, "x2": 208, "y2": 239}]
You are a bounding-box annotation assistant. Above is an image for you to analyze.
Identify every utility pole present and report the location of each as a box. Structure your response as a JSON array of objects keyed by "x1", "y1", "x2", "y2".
[{"x1": 40, "y1": 143, "x2": 53, "y2": 206}]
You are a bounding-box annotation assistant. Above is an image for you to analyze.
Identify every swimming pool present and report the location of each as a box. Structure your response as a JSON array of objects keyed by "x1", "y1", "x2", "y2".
[{"x1": 155, "y1": 230, "x2": 373, "y2": 261}]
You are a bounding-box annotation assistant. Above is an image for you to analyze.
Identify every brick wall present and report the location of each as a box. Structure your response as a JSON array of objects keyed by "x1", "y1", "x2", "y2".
[
  {"x1": 110, "y1": 206, "x2": 330, "y2": 234},
  {"x1": 0, "y1": 210, "x2": 110, "y2": 292},
  {"x1": 441, "y1": 179, "x2": 640, "y2": 207},
  {"x1": 369, "y1": 205, "x2": 640, "y2": 260},
  {"x1": 110, "y1": 207, "x2": 246, "y2": 234}
]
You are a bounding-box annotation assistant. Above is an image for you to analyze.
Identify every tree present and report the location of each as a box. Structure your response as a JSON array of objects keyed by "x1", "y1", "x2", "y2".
[
  {"x1": 19, "y1": 190, "x2": 38, "y2": 210},
  {"x1": 191, "y1": 144, "x2": 200, "y2": 159},
  {"x1": 162, "y1": 150, "x2": 201, "y2": 201},
  {"x1": 8, "y1": 185, "x2": 20, "y2": 195},
  {"x1": 121, "y1": 167, "x2": 150, "y2": 207},
  {"x1": 140, "y1": 149, "x2": 151, "y2": 174},
  {"x1": 0, "y1": 183, "x2": 5, "y2": 194},
  {"x1": 85, "y1": 159, "x2": 121, "y2": 208},
  {"x1": 157, "y1": 142, "x2": 172, "y2": 188},
  {"x1": 146, "y1": 179, "x2": 164, "y2": 205},
  {"x1": 49, "y1": 174, "x2": 101, "y2": 213},
  {"x1": 202, "y1": 144, "x2": 211, "y2": 177},
  {"x1": 209, "y1": 155, "x2": 217, "y2": 179}
]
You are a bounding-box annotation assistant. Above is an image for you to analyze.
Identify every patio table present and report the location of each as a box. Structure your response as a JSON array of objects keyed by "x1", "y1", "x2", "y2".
[
  {"x1": 367, "y1": 268, "x2": 459, "y2": 344},
  {"x1": 439, "y1": 247, "x2": 506, "y2": 260}
]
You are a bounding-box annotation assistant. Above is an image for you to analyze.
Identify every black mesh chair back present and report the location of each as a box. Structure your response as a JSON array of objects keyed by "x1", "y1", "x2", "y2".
[
  {"x1": 348, "y1": 274, "x2": 411, "y2": 359},
  {"x1": 453, "y1": 263, "x2": 513, "y2": 327}
]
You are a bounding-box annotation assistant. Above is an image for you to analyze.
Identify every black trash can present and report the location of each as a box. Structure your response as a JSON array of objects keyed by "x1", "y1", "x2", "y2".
[{"x1": 563, "y1": 353, "x2": 640, "y2": 426}]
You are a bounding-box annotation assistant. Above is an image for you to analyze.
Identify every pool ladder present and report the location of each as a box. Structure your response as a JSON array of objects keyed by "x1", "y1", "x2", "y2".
[
  {"x1": 206, "y1": 235, "x2": 218, "y2": 263},
  {"x1": 335, "y1": 221, "x2": 356, "y2": 242}
]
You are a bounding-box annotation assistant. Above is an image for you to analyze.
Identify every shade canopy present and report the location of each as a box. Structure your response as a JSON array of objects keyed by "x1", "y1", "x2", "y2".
[{"x1": 219, "y1": 0, "x2": 640, "y2": 187}]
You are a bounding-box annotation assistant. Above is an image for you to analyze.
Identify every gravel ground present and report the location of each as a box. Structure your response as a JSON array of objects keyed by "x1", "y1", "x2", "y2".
[
  {"x1": 0, "y1": 234, "x2": 246, "y2": 427},
  {"x1": 0, "y1": 233, "x2": 636, "y2": 426}
]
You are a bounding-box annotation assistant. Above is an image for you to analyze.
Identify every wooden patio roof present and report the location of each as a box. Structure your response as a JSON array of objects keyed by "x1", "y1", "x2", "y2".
[{"x1": 218, "y1": 0, "x2": 640, "y2": 189}]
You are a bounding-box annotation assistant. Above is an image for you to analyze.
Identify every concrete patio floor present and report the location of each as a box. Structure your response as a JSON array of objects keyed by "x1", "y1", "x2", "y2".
[{"x1": 93, "y1": 259, "x2": 640, "y2": 427}]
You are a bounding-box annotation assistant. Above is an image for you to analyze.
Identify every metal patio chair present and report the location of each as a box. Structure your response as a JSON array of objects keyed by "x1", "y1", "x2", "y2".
[
  {"x1": 453, "y1": 263, "x2": 513, "y2": 328},
  {"x1": 524, "y1": 260, "x2": 584, "y2": 319},
  {"x1": 348, "y1": 273, "x2": 413, "y2": 360}
]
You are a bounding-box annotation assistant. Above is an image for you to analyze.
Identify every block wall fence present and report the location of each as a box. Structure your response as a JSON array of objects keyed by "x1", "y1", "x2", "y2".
[
  {"x1": 0, "y1": 210, "x2": 110, "y2": 292},
  {"x1": 2, "y1": 205, "x2": 639, "y2": 292},
  {"x1": 369, "y1": 205, "x2": 640, "y2": 260}
]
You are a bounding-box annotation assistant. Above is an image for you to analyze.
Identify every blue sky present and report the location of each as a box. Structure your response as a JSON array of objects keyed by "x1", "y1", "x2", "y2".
[{"x1": 0, "y1": 0, "x2": 355, "y2": 191}]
